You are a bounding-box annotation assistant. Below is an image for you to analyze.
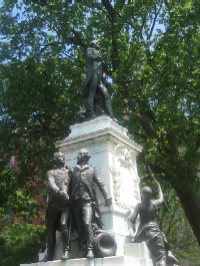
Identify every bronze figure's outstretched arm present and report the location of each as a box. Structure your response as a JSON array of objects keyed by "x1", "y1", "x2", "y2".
[{"x1": 153, "y1": 179, "x2": 164, "y2": 206}]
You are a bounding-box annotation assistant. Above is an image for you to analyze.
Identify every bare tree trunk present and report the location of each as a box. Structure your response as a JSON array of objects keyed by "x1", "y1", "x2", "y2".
[{"x1": 175, "y1": 189, "x2": 200, "y2": 247}]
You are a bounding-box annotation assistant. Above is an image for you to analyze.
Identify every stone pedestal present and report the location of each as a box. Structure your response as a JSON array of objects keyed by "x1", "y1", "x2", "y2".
[
  {"x1": 57, "y1": 116, "x2": 142, "y2": 254},
  {"x1": 21, "y1": 256, "x2": 153, "y2": 266},
  {"x1": 22, "y1": 243, "x2": 153, "y2": 266}
]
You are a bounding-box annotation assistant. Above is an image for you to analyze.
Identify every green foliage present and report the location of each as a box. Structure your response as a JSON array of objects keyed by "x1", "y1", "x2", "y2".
[
  {"x1": 0, "y1": 223, "x2": 45, "y2": 266},
  {"x1": 0, "y1": 159, "x2": 45, "y2": 224},
  {"x1": 157, "y1": 183, "x2": 200, "y2": 263}
]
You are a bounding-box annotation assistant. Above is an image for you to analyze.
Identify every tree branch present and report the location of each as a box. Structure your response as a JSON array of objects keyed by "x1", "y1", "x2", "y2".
[
  {"x1": 147, "y1": 3, "x2": 162, "y2": 40},
  {"x1": 26, "y1": 41, "x2": 64, "y2": 68},
  {"x1": 125, "y1": 15, "x2": 147, "y2": 42},
  {"x1": 39, "y1": 41, "x2": 64, "y2": 54},
  {"x1": 163, "y1": 0, "x2": 171, "y2": 11},
  {"x1": 101, "y1": 0, "x2": 115, "y2": 21}
]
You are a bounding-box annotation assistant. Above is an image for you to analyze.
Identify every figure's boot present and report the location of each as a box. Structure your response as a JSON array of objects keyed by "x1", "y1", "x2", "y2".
[
  {"x1": 61, "y1": 249, "x2": 70, "y2": 260},
  {"x1": 86, "y1": 248, "x2": 94, "y2": 259},
  {"x1": 40, "y1": 233, "x2": 55, "y2": 262},
  {"x1": 85, "y1": 224, "x2": 94, "y2": 259},
  {"x1": 104, "y1": 98, "x2": 114, "y2": 118},
  {"x1": 39, "y1": 251, "x2": 54, "y2": 262},
  {"x1": 61, "y1": 224, "x2": 70, "y2": 260}
]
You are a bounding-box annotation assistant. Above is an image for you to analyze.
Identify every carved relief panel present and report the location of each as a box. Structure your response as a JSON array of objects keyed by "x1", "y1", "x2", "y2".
[{"x1": 110, "y1": 144, "x2": 140, "y2": 211}]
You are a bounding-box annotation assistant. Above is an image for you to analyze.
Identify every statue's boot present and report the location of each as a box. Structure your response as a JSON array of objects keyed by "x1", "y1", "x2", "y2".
[
  {"x1": 61, "y1": 224, "x2": 70, "y2": 260},
  {"x1": 85, "y1": 108, "x2": 96, "y2": 120},
  {"x1": 86, "y1": 249, "x2": 94, "y2": 259},
  {"x1": 85, "y1": 224, "x2": 94, "y2": 259},
  {"x1": 90, "y1": 113, "x2": 96, "y2": 119},
  {"x1": 104, "y1": 98, "x2": 114, "y2": 118},
  {"x1": 61, "y1": 249, "x2": 70, "y2": 260},
  {"x1": 39, "y1": 252, "x2": 54, "y2": 262}
]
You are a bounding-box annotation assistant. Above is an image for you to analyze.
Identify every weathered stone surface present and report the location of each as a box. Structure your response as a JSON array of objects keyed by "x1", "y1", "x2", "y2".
[
  {"x1": 21, "y1": 255, "x2": 153, "y2": 266},
  {"x1": 56, "y1": 116, "x2": 142, "y2": 256}
]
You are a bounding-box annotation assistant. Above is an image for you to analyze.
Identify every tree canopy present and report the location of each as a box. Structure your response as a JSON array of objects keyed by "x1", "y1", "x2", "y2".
[{"x1": 0, "y1": 0, "x2": 200, "y2": 263}]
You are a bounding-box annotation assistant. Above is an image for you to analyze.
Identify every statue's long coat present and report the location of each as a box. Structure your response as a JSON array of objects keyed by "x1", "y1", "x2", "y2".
[{"x1": 83, "y1": 47, "x2": 103, "y2": 97}]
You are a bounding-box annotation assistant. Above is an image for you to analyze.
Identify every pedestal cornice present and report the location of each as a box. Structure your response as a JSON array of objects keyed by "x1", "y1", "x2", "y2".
[{"x1": 56, "y1": 116, "x2": 142, "y2": 153}]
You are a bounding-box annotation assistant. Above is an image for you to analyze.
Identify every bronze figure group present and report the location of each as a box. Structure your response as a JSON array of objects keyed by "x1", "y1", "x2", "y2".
[
  {"x1": 42, "y1": 149, "x2": 179, "y2": 264},
  {"x1": 42, "y1": 149, "x2": 113, "y2": 262}
]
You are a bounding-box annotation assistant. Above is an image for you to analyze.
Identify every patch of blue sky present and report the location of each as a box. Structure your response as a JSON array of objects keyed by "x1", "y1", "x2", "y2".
[{"x1": 12, "y1": 0, "x2": 27, "y2": 22}]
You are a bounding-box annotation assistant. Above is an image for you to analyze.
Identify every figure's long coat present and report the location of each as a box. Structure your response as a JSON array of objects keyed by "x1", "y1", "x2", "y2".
[
  {"x1": 83, "y1": 47, "x2": 103, "y2": 97},
  {"x1": 70, "y1": 164, "x2": 109, "y2": 201},
  {"x1": 46, "y1": 167, "x2": 70, "y2": 229}
]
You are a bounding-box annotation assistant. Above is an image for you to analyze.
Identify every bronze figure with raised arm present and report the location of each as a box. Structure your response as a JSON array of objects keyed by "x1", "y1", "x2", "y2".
[{"x1": 130, "y1": 178, "x2": 179, "y2": 266}]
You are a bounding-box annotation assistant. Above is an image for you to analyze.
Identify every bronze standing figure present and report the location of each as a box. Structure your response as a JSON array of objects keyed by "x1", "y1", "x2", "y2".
[
  {"x1": 78, "y1": 40, "x2": 114, "y2": 120},
  {"x1": 70, "y1": 148, "x2": 112, "y2": 259},
  {"x1": 42, "y1": 152, "x2": 71, "y2": 261}
]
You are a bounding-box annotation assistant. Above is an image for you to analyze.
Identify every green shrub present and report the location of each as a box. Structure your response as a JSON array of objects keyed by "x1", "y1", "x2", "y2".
[{"x1": 0, "y1": 222, "x2": 45, "y2": 266}]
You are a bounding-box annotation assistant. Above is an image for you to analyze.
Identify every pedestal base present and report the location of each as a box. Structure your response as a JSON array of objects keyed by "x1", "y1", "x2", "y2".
[
  {"x1": 22, "y1": 243, "x2": 153, "y2": 266},
  {"x1": 20, "y1": 255, "x2": 153, "y2": 266}
]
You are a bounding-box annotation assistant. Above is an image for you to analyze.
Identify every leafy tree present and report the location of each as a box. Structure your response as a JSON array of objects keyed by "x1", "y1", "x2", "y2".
[
  {"x1": 0, "y1": 0, "x2": 200, "y2": 263},
  {"x1": 158, "y1": 188, "x2": 200, "y2": 265}
]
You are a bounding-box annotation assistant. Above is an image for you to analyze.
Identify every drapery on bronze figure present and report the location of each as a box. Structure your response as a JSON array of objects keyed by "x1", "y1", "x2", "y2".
[
  {"x1": 42, "y1": 152, "x2": 71, "y2": 262},
  {"x1": 78, "y1": 40, "x2": 114, "y2": 120},
  {"x1": 70, "y1": 148, "x2": 112, "y2": 259},
  {"x1": 130, "y1": 179, "x2": 180, "y2": 266}
]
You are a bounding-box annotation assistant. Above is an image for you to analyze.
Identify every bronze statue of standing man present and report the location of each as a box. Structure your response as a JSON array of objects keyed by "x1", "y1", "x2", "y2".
[
  {"x1": 79, "y1": 40, "x2": 114, "y2": 120},
  {"x1": 42, "y1": 152, "x2": 71, "y2": 261},
  {"x1": 70, "y1": 149, "x2": 112, "y2": 259}
]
